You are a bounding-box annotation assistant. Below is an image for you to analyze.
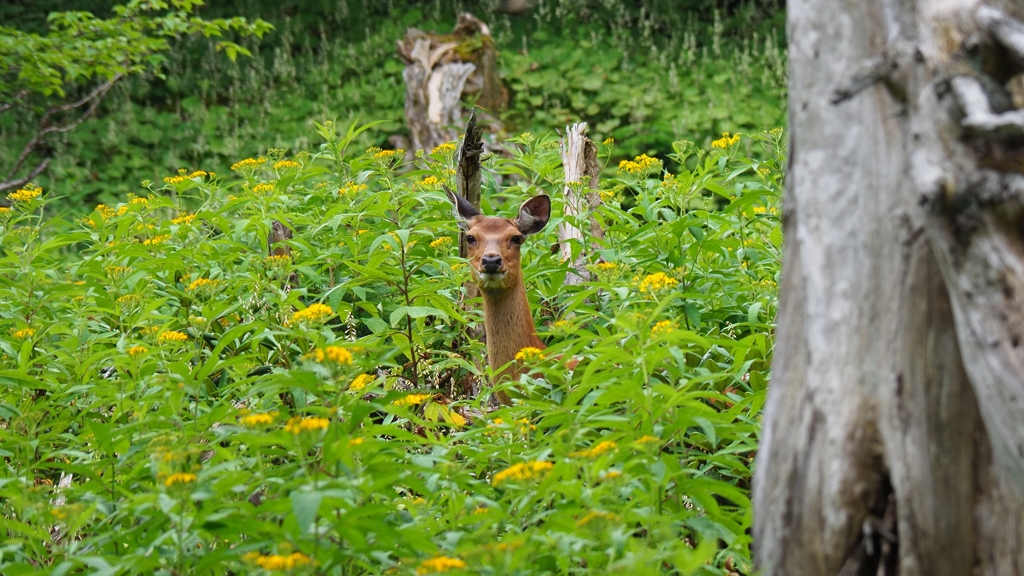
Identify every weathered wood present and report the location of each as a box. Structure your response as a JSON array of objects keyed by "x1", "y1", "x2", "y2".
[
  {"x1": 754, "y1": 1, "x2": 1024, "y2": 574},
  {"x1": 397, "y1": 13, "x2": 505, "y2": 154},
  {"x1": 456, "y1": 110, "x2": 484, "y2": 259},
  {"x1": 557, "y1": 122, "x2": 603, "y2": 285}
]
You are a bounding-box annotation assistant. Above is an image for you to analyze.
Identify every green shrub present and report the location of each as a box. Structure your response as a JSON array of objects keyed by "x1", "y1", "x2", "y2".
[{"x1": 0, "y1": 122, "x2": 781, "y2": 574}]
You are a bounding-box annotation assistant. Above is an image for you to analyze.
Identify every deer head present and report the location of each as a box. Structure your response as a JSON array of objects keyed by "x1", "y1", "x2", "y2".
[{"x1": 445, "y1": 187, "x2": 551, "y2": 292}]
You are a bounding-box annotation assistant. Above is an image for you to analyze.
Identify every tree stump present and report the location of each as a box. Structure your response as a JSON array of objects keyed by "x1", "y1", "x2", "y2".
[{"x1": 397, "y1": 13, "x2": 507, "y2": 154}]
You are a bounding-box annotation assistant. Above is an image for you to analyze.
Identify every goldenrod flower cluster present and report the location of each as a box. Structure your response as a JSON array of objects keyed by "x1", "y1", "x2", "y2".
[
  {"x1": 117, "y1": 294, "x2": 140, "y2": 305},
  {"x1": 158, "y1": 330, "x2": 188, "y2": 343},
  {"x1": 242, "y1": 552, "x2": 312, "y2": 571},
  {"x1": 339, "y1": 182, "x2": 368, "y2": 196},
  {"x1": 618, "y1": 154, "x2": 661, "y2": 176},
  {"x1": 187, "y1": 278, "x2": 221, "y2": 292},
  {"x1": 143, "y1": 235, "x2": 169, "y2": 246},
  {"x1": 602, "y1": 137, "x2": 615, "y2": 146},
  {"x1": 284, "y1": 416, "x2": 329, "y2": 434},
  {"x1": 251, "y1": 182, "x2": 275, "y2": 195},
  {"x1": 552, "y1": 319, "x2": 572, "y2": 330},
  {"x1": 230, "y1": 157, "x2": 267, "y2": 171},
  {"x1": 492, "y1": 460, "x2": 553, "y2": 485},
  {"x1": 163, "y1": 175, "x2": 186, "y2": 185},
  {"x1": 264, "y1": 254, "x2": 291, "y2": 268},
  {"x1": 349, "y1": 437, "x2": 364, "y2": 446},
  {"x1": 636, "y1": 272, "x2": 679, "y2": 295},
  {"x1": 634, "y1": 435, "x2": 661, "y2": 446},
  {"x1": 650, "y1": 320, "x2": 676, "y2": 337},
  {"x1": 393, "y1": 393, "x2": 431, "y2": 407},
  {"x1": 431, "y1": 142, "x2": 457, "y2": 155},
  {"x1": 127, "y1": 345, "x2": 148, "y2": 356},
  {"x1": 171, "y1": 213, "x2": 196, "y2": 226},
  {"x1": 127, "y1": 193, "x2": 149, "y2": 207},
  {"x1": 273, "y1": 159, "x2": 300, "y2": 170},
  {"x1": 416, "y1": 175, "x2": 442, "y2": 190},
  {"x1": 577, "y1": 510, "x2": 618, "y2": 526},
  {"x1": 164, "y1": 472, "x2": 197, "y2": 487},
  {"x1": 429, "y1": 236, "x2": 452, "y2": 250},
  {"x1": 239, "y1": 412, "x2": 277, "y2": 427},
  {"x1": 95, "y1": 204, "x2": 128, "y2": 219},
  {"x1": 349, "y1": 374, "x2": 373, "y2": 391},
  {"x1": 0, "y1": 207, "x2": 10, "y2": 215},
  {"x1": 11, "y1": 328, "x2": 35, "y2": 339},
  {"x1": 572, "y1": 440, "x2": 617, "y2": 458},
  {"x1": 7, "y1": 183, "x2": 41, "y2": 202},
  {"x1": 368, "y1": 147, "x2": 403, "y2": 162},
  {"x1": 104, "y1": 265, "x2": 131, "y2": 279},
  {"x1": 417, "y1": 556, "x2": 467, "y2": 574},
  {"x1": 711, "y1": 132, "x2": 741, "y2": 149},
  {"x1": 310, "y1": 346, "x2": 353, "y2": 365},
  {"x1": 514, "y1": 347, "x2": 545, "y2": 362},
  {"x1": 288, "y1": 303, "x2": 333, "y2": 325},
  {"x1": 594, "y1": 261, "x2": 622, "y2": 273}
]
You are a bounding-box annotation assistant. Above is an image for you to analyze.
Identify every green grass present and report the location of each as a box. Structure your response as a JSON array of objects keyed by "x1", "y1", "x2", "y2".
[{"x1": 0, "y1": 122, "x2": 781, "y2": 574}]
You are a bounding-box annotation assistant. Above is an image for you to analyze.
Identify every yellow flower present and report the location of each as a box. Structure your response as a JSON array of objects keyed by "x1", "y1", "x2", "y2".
[
  {"x1": 492, "y1": 461, "x2": 553, "y2": 485},
  {"x1": 349, "y1": 374, "x2": 373, "y2": 391},
  {"x1": 323, "y1": 346, "x2": 353, "y2": 364},
  {"x1": 11, "y1": 328, "x2": 35, "y2": 339},
  {"x1": 650, "y1": 320, "x2": 676, "y2": 337},
  {"x1": 617, "y1": 154, "x2": 661, "y2": 176},
  {"x1": 164, "y1": 472, "x2": 197, "y2": 487},
  {"x1": 711, "y1": 131, "x2": 742, "y2": 149},
  {"x1": 187, "y1": 170, "x2": 208, "y2": 178},
  {"x1": 158, "y1": 330, "x2": 189, "y2": 343},
  {"x1": 264, "y1": 254, "x2": 291, "y2": 268},
  {"x1": 572, "y1": 440, "x2": 618, "y2": 458},
  {"x1": 171, "y1": 213, "x2": 196, "y2": 226},
  {"x1": 514, "y1": 347, "x2": 545, "y2": 362},
  {"x1": 7, "y1": 183, "x2": 42, "y2": 202},
  {"x1": 289, "y1": 303, "x2": 333, "y2": 325},
  {"x1": 417, "y1": 556, "x2": 466, "y2": 574},
  {"x1": 430, "y1": 142, "x2": 457, "y2": 155},
  {"x1": 243, "y1": 552, "x2": 313, "y2": 570},
  {"x1": 416, "y1": 175, "x2": 442, "y2": 190},
  {"x1": 273, "y1": 159, "x2": 300, "y2": 170},
  {"x1": 251, "y1": 182, "x2": 275, "y2": 195},
  {"x1": 230, "y1": 157, "x2": 267, "y2": 171},
  {"x1": 143, "y1": 235, "x2": 170, "y2": 246},
  {"x1": 634, "y1": 435, "x2": 661, "y2": 446},
  {"x1": 187, "y1": 278, "x2": 222, "y2": 292},
  {"x1": 127, "y1": 345, "x2": 148, "y2": 356},
  {"x1": 104, "y1": 265, "x2": 131, "y2": 280},
  {"x1": 577, "y1": 510, "x2": 618, "y2": 526},
  {"x1": 429, "y1": 236, "x2": 453, "y2": 250},
  {"x1": 284, "y1": 416, "x2": 330, "y2": 434},
  {"x1": 370, "y1": 148, "x2": 403, "y2": 163},
  {"x1": 239, "y1": 412, "x2": 277, "y2": 427},
  {"x1": 349, "y1": 437, "x2": 364, "y2": 446},
  {"x1": 339, "y1": 182, "x2": 368, "y2": 196},
  {"x1": 392, "y1": 393, "x2": 431, "y2": 408},
  {"x1": 602, "y1": 137, "x2": 614, "y2": 146},
  {"x1": 636, "y1": 272, "x2": 679, "y2": 295}
]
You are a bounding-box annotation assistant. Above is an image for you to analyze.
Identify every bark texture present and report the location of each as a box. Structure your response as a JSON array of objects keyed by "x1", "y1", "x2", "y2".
[
  {"x1": 557, "y1": 122, "x2": 603, "y2": 285},
  {"x1": 754, "y1": 1, "x2": 1024, "y2": 574}
]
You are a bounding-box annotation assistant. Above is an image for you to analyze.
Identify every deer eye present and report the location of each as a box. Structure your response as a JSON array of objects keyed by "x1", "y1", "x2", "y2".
[
  {"x1": 510, "y1": 235, "x2": 524, "y2": 246},
  {"x1": 465, "y1": 235, "x2": 477, "y2": 245}
]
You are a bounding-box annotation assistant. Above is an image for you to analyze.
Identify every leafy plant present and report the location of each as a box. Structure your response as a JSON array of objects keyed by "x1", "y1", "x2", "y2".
[{"x1": 0, "y1": 121, "x2": 781, "y2": 574}]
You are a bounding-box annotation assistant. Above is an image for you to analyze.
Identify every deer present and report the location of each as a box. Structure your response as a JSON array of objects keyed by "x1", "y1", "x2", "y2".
[{"x1": 445, "y1": 186, "x2": 551, "y2": 405}]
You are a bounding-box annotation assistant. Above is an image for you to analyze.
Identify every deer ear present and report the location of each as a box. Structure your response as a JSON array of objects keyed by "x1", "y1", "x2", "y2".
[
  {"x1": 443, "y1": 185, "x2": 480, "y2": 228},
  {"x1": 516, "y1": 194, "x2": 550, "y2": 236}
]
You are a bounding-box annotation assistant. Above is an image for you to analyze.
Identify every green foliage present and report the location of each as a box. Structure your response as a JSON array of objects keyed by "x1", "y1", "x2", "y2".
[{"x1": 0, "y1": 122, "x2": 781, "y2": 574}]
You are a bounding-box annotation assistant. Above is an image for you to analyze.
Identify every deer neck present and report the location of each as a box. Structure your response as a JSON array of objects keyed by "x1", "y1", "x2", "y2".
[{"x1": 481, "y1": 280, "x2": 544, "y2": 374}]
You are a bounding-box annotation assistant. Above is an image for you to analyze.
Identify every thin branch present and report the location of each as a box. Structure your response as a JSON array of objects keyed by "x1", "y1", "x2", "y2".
[
  {"x1": 0, "y1": 90, "x2": 28, "y2": 116},
  {"x1": 0, "y1": 158, "x2": 52, "y2": 195},
  {"x1": 5, "y1": 73, "x2": 122, "y2": 182},
  {"x1": 951, "y1": 75, "x2": 1024, "y2": 140}
]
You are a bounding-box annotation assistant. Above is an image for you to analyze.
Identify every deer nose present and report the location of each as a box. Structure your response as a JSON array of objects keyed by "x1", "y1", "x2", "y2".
[{"x1": 481, "y1": 254, "x2": 502, "y2": 273}]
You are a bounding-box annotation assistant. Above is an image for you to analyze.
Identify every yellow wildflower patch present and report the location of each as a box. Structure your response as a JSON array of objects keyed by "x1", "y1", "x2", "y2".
[
  {"x1": 636, "y1": 272, "x2": 679, "y2": 295},
  {"x1": 429, "y1": 236, "x2": 452, "y2": 250},
  {"x1": 127, "y1": 345, "x2": 148, "y2": 356},
  {"x1": 577, "y1": 510, "x2": 619, "y2": 526},
  {"x1": 187, "y1": 278, "x2": 221, "y2": 292},
  {"x1": 417, "y1": 556, "x2": 466, "y2": 574},
  {"x1": 158, "y1": 330, "x2": 189, "y2": 343},
  {"x1": 171, "y1": 213, "x2": 196, "y2": 226},
  {"x1": 323, "y1": 346, "x2": 353, "y2": 364},
  {"x1": 712, "y1": 131, "x2": 742, "y2": 149},
  {"x1": 634, "y1": 435, "x2": 661, "y2": 446},
  {"x1": 392, "y1": 393, "x2": 431, "y2": 408},
  {"x1": 349, "y1": 373, "x2": 373, "y2": 391},
  {"x1": 416, "y1": 175, "x2": 442, "y2": 190},
  {"x1": 349, "y1": 437, "x2": 364, "y2": 446},
  {"x1": 7, "y1": 183, "x2": 42, "y2": 202},
  {"x1": 164, "y1": 472, "x2": 197, "y2": 487},
  {"x1": 264, "y1": 254, "x2": 291, "y2": 268},
  {"x1": 104, "y1": 265, "x2": 131, "y2": 280},
  {"x1": 339, "y1": 182, "x2": 368, "y2": 196},
  {"x1": 430, "y1": 141, "x2": 457, "y2": 155},
  {"x1": 572, "y1": 440, "x2": 618, "y2": 458},
  {"x1": 651, "y1": 320, "x2": 676, "y2": 337},
  {"x1": 11, "y1": 328, "x2": 35, "y2": 339},
  {"x1": 239, "y1": 412, "x2": 277, "y2": 427},
  {"x1": 230, "y1": 157, "x2": 267, "y2": 172},
  {"x1": 243, "y1": 552, "x2": 312, "y2": 571},
  {"x1": 492, "y1": 461, "x2": 553, "y2": 485},
  {"x1": 284, "y1": 416, "x2": 330, "y2": 434},
  {"x1": 602, "y1": 137, "x2": 614, "y2": 146},
  {"x1": 514, "y1": 347, "x2": 545, "y2": 362},
  {"x1": 251, "y1": 182, "x2": 275, "y2": 195},
  {"x1": 617, "y1": 154, "x2": 661, "y2": 176},
  {"x1": 289, "y1": 303, "x2": 333, "y2": 325},
  {"x1": 143, "y1": 235, "x2": 170, "y2": 246},
  {"x1": 273, "y1": 159, "x2": 300, "y2": 170}
]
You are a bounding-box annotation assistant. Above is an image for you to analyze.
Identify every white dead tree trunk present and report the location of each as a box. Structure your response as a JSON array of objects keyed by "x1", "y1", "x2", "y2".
[
  {"x1": 754, "y1": 2, "x2": 1024, "y2": 574},
  {"x1": 558, "y1": 123, "x2": 603, "y2": 285}
]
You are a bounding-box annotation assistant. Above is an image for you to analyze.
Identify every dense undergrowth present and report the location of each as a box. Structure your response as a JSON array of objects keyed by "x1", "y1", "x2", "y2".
[
  {"x1": 0, "y1": 123, "x2": 782, "y2": 574},
  {"x1": 0, "y1": 0, "x2": 785, "y2": 209}
]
